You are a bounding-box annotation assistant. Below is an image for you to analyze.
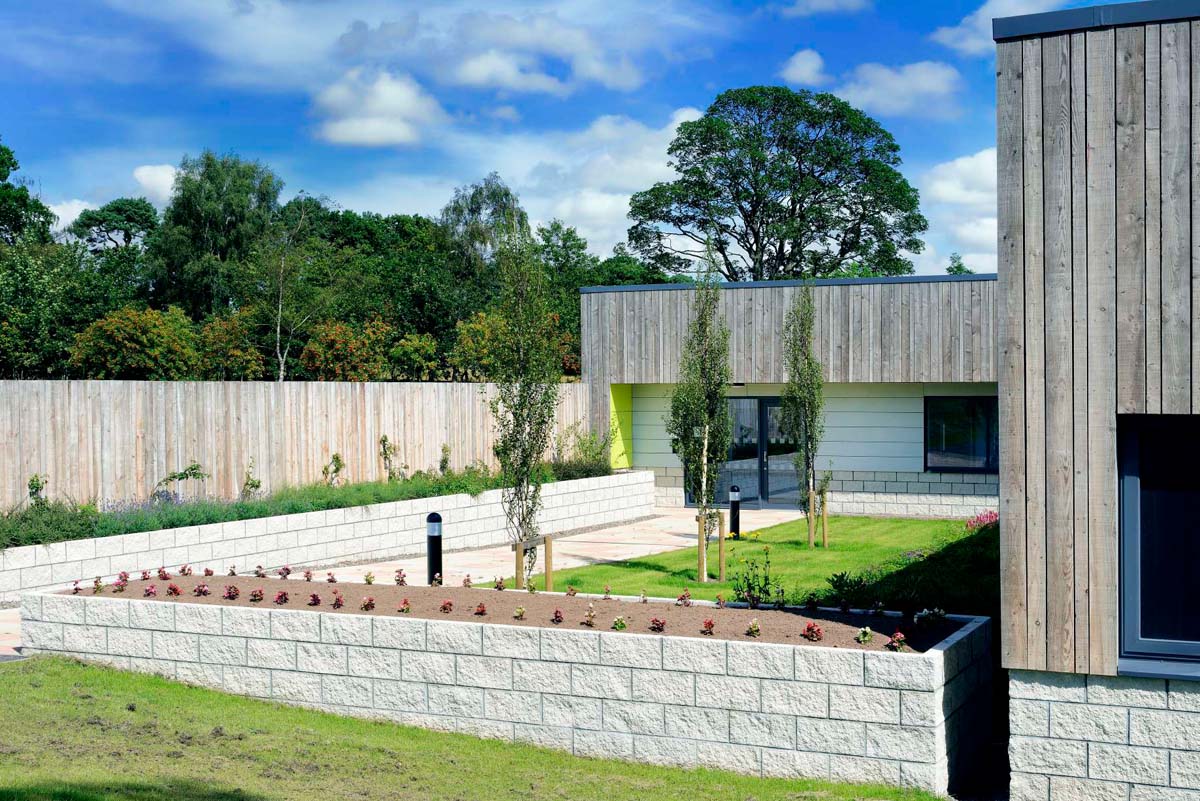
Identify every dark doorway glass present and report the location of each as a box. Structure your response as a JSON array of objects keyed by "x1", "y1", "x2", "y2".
[{"x1": 924, "y1": 396, "x2": 999, "y2": 473}]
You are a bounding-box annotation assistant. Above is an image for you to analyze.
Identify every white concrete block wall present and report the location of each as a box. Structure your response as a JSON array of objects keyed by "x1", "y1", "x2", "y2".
[
  {"x1": 0, "y1": 472, "x2": 656, "y2": 603},
  {"x1": 20, "y1": 591, "x2": 991, "y2": 796},
  {"x1": 1009, "y1": 669, "x2": 1200, "y2": 800}
]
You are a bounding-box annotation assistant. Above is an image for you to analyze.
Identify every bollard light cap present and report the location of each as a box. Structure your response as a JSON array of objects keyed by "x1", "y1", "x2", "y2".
[{"x1": 729, "y1": 485, "x2": 740, "y2": 502}]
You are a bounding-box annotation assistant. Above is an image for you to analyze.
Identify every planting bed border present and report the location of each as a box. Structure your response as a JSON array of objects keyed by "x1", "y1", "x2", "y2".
[
  {"x1": 0, "y1": 471, "x2": 656, "y2": 603},
  {"x1": 20, "y1": 589, "x2": 991, "y2": 795}
]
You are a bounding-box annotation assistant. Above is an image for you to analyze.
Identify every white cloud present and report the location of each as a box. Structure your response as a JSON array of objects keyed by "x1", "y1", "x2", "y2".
[
  {"x1": 931, "y1": 0, "x2": 1065, "y2": 57},
  {"x1": 488, "y1": 105, "x2": 522, "y2": 123},
  {"x1": 917, "y1": 147, "x2": 998, "y2": 275},
  {"x1": 781, "y1": 0, "x2": 871, "y2": 17},
  {"x1": 133, "y1": 164, "x2": 178, "y2": 206},
  {"x1": 452, "y1": 50, "x2": 569, "y2": 96},
  {"x1": 780, "y1": 49, "x2": 831, "y2": 86},
  {"x1": 48, "y1": 199, "x2": 90, "y2": 231},
  {"x1": 836, "y1": 61, "x2": 962, "y2": 118},
  {"x1": 316, "y1": 70, "x2": 446, "y2": 147},
  {"x1": 0, "y1": 27, "x2": 154, "y2": 83}
]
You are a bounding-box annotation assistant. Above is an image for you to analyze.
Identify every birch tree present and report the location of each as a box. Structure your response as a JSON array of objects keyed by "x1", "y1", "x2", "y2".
[{"x1": 781, "y1": 284, "x2": 825, "y2": 547}]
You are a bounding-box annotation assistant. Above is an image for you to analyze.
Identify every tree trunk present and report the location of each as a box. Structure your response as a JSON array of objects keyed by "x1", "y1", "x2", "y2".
[
  {"x1": 807, "y1": 488, "x2": 816, "y2": 549},
  {"x1": 697, "y1": 423, "x2": 709, "y2": 583}
]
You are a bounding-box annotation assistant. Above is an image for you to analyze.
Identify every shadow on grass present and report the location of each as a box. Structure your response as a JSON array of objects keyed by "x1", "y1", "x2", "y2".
[{"x1": 0, "y1": 781, "x2": 265, "y2": 801}]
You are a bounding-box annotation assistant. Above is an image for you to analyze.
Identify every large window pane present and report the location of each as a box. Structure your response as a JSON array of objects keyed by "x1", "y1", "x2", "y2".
[{"x1": 924, "y1": 396, "x2": 998, "y2": 473}]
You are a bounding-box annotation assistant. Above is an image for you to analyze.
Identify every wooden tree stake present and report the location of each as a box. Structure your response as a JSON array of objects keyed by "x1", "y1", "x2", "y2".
[
  {"x1": 696, "y1": 514, "x2": 708, "y2": 583},
  {"x1": 544, "y1": 536, "x2": 554, "y2": 593},
  {"x1": 514, "y1": 542, "x2": 525, "y2": 590},
  {"x1": 821, "y1": 491, "x2": 829, "y2": 548}
]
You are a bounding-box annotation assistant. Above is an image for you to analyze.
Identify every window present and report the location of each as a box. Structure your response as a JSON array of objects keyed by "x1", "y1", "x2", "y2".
[
  {"x1": 924, "y1": 396, "x2": 998, "y2": 473},
  {"x1": 1120, "y1": 415, "x2": 1200, "y2": 668}
]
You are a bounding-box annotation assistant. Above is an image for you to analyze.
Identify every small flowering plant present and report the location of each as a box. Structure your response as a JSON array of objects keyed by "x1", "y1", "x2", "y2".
[
  {"x1": 157, "y1": 567, "x2": 171, "y2": 581},
  {"x1": 513, "y1": 606, "x2": 525, "y2": 620},
  {"x1": 248, "y1": 588, "x2": 265, "y2": 603},
  {"x1": 140, "y1": 570, "x2": 152, "y2": 581},
  {"x1": 112, "y1": 577, "x2": 128, "y2": 594},
  {"x1": 398, "y1": 598, "x2": 411, "y2": 614},
  {"x1": 307, "y1": 593, "x2": 321, "y2": 606},
  {"x1": 802, "y1": 621, "x2": 824, "y2": 642},
  {"x1": 303, "y1": 570, "x2": 314, "y2": 582},
  {"x1": 565, "y1": 585, "x2": 578, "y2": 597},
  {"x1": 461, "y1": 574, "x2": 472, "y2": 589},
  {"x1": 167, "y1": 583, "x2": 182, "y2": 597},
  {"x1": 583, "y1": 603, "x2": 596, "y2": 628},
  {"x1": 179, "y1": 564, "x2": 193, "y2": 577},
  {"x1": 144, "y1": 584, "x2": 158, "y2": 598},
  {"x1": 965, "y1": 509, "x2": 999, "y2": 532},
  {"x1": 602, "y1": 584, "x2": 612, "y2": 600},
  {"x1": 649, "y1": 617, "x2": 666, "y2": 633},
  {"x1": 93, "y1": 577, "x2": 105, "y2": 594},
  {"x1": 193, "y1": 583, "x2": 211, "y2": 597},
  {"x1": 360, "y1": 597, "x2": 376, "y2": 612},
  {"x1": 440, "y1": 599, "x2": 454, "y2": 613},
  {"x1": 855, "y1": 627, "x2": 874, "y2": 644},
  {"x1": 118, "y1": 571, "x2": 130, "y2": 583},
  {"x1": 700, "y1": 618, "x2": 715, "y2": 636},
  {"x1": 676, "y1": 589, "x2": 692, "y2": 607},
  {"x1": 326, "y1": 572, "x2": 337, "y2": 583},
  {"x1": 715, "y1": 593, "x2": 726, "y2": 608},
  {"x1": 227, "y1": 565, "x2": 237, "y2": 577},
  {"x1": 72, "y1": 580, "x2": 81, "y2": 595},
  {"x1": 493, "y1": 576, "x2": 506, "y2": 591},
  {"x1": 431, "y1": 572, "x2": 442, "y2": 587},
  {"x1": 363, "y1": 572, "x2": 375, "y2": 585},
  {"x1": 254, "y1": 566, "x2": 267, "y2": 579},
  {"x1": 551, "y1": 608, "x2": 564, "y2": 624},
  {"x1": 745, "y1": 618, "x2": 761, "y2": 638},
  {"x1": 222, "y1": 585, "x2": 240, "y2": 601},
  {"x1": 394, "y1": 569, "x2": 407, "y2": 586},
  {"x1": 473, "y1": 602, "x2": 487, "y2": 616},
  {"x1": 277, "y1": 565, "x2": 292, "y2": 580},
  {"x1": 886, "y1": 631, "x2": 908, "y2": 652},
  {"x1": 914, "y1": 608, "x2": 947, "y2": 628},
  {"x1": 331, "y1": 591, "x2": 344, "y2": 609},
  {"x1": 639, "y1": 589, "x2": 648, "y2": 604},
  {"x1": 273, "y1": 590, "x2": 289, "y2": 605},
  {"x1": 870, "y1": 600, "x2": 887, "y2": 616},
  {"x1": 611, "y1": 616, "x2": 628, "y2": 631},
  {"x1": 203, "y1": 567, "x2": 214, "y2": 577}
]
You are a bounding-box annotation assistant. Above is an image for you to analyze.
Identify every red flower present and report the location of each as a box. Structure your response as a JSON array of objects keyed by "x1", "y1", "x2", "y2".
[
  {"x1": 802, "y1": 621, "x2": 824, "y2": 642},
  {"x1": 222, "y1": 585, "x2": 240, "y2": 601},
  {"x1": 701, "y1": 618, "x2": 715, "y2": 635},
  {"x1": 551, "y1": 608, "x2": 564, "y2": 624},
  {"x1": 474, "y1": 602, "x2": 487, "y2": 616},
  {"x1": 166, "y1": 584, "x2": 182, "y2": 597},
  {"x1": 360, "y1": 597, "x2": 376, "y2": 612},
  {"x1": 249, "y1": 588, "x2": 265, "y2": 602},
  {"x1": 649, "y1": 617, "x2": 667, "y2": 633},
  {"x1": 440, "y1": 599, "x2": 454, "y2": 613},
  {"x1": 193, "y1": 583, "x2": 211, "y2": 597},
  {"x1": 273, "y1": 590, "x2": 289, "y2": 605},
  {"x1": 307, "y1": 593, "x2": 321, "y2": 606}
]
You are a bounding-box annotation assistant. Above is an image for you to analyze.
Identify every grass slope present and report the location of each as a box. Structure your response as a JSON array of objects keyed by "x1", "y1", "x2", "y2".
[
  {"x1": 537, "y1": 516, "x2": 978, "y2": 606},
  {"x1": 0, "y1": 657, "x2": 939, "y2": 801}
]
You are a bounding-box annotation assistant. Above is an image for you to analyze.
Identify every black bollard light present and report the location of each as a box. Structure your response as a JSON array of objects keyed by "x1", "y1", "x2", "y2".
[
  {"x1": 729, "y1": 485, "x2": 741, "y2": 539},
  {"x1": 426, "y1": 512, "x2": 443, "y2": 586}
]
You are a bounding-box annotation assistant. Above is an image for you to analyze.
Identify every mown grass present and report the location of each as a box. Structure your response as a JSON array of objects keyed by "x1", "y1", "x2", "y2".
[
  {"x1": 0, "y1": 657, "x2": 941, "y2": 801},
  {"x1": 535, "y1": 516, "x2": 995, "y2": 615}
]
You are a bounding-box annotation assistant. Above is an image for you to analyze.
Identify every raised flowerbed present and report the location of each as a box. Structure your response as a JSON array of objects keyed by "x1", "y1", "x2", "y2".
[
  {"x1": 21, "y1": 573, "x2": 991, "y2": 795},
  {"x1": 0, "y1": 471, "x2": 655, "y2": 602}
]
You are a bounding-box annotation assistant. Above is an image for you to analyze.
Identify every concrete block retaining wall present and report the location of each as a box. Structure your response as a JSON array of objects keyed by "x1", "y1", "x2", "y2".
[
  {"x1": 20, "y1": 591, "x2": 991, "y2": 796},
  {"x1": 651, "y1": 467, "x2": 998, "y2": 518},
  {"x1": 0, "y1": 471, "x2": 656, "y2": 603},
  {"x1": 1010, "y1": 669, "x2": 1200, "y2": 800}
]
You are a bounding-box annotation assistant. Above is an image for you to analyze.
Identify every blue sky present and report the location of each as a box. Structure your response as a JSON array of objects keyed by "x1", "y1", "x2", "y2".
[{"x1": 2, "y1": 0, "x2": 1101, "y2": 274}]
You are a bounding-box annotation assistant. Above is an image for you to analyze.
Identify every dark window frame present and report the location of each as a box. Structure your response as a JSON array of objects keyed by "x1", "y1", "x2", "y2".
[{"x1": 923, "y1": 396, "x2": 999, "y2": 475}]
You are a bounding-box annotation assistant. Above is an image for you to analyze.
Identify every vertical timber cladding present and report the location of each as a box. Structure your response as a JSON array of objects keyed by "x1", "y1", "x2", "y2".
[{"x1": 997, "y1": 14, "x2": 1200, "y2": 676}]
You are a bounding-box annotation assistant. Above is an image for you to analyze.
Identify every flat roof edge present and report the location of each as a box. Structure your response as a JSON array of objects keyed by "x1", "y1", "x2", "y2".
[
  {"x1": 994, "y1": 0, "x2": 1200, "y2": 41},
  {"x1": 580, "y1": 272, "x2": 997, "y2": 295}
]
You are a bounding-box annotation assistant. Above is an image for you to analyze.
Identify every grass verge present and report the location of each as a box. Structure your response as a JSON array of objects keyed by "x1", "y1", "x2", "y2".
[{"x1": 0, "y1": 657, "x2": 940, "y2": 801}]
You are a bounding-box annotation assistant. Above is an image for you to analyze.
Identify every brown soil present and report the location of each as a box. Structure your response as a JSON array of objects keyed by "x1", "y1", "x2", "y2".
[{"x1": 74, "y1": 575, "x2": 963, "y2": 653}]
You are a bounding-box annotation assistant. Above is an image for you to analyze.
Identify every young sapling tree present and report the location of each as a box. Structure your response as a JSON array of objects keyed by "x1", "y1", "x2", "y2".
[{"x1": 781, "y1": 285, "x2": 825, "y2": 547}]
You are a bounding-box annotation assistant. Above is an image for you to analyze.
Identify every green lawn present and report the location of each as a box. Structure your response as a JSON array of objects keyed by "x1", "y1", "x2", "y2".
[
  {"x1": 0, "y1": 657, "x2": 940, "y2": 801},
  {"x1": 536, "y1": 516, "x2": 991, "y2": 610}
]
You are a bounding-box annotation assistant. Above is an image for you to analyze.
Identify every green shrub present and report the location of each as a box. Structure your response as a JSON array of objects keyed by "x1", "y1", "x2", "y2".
[{"x1": 0, "y1": 457, "x2": 614, "y2": 551}]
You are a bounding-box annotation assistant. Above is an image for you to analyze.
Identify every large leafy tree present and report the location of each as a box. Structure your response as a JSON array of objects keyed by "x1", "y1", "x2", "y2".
[
  {"x1": 0, "y1": 138, "x2": 54, "y2": 245},
  {"x1": 149, "y1": 151, "x2": 282, "y2": 318},
  {"x1": 69, "y1": 305, "x2": 199, "y2": 380},
  {"x1": 628, "y1": 86, "x2": 928, "y2": 282},
  {"x1": 440, "y1": 172, "x2": 530, "y2": 276},
  {"x1": 666, "y1": 253, "x2": 731, "y2": 581},
  {"x1": 68, "y1": 197, "x2": 158, "y2": 253}
]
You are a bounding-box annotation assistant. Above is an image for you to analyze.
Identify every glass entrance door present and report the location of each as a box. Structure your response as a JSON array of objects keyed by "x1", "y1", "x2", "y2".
[
  {"x1": 717, "y1": 398, "x2": 761, "y2": 503},
  {"x1": 705, "y1": 398, "x2": 799, "y2": 508},
  {"x1": 762, "y1": 400, "x2": 801, "y2": 505}
]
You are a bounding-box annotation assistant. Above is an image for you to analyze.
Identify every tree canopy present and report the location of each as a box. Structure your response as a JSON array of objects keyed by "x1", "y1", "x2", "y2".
[{"x1": 628, "y1": 86, "x2": 928, "y2": 282}]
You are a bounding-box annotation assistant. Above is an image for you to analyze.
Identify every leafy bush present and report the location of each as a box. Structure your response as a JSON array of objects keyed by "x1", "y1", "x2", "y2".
[
  {"x1": 70, "y1": 305, "x2": 199, "y2": 379},
  {"x1": 1, "y1": 456, "x2": 612, "y2": 551}
]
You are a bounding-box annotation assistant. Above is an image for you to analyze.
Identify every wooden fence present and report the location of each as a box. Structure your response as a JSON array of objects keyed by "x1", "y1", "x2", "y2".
[{"x1": 0, "y1": 381, "x2": 591, "y2": 507}]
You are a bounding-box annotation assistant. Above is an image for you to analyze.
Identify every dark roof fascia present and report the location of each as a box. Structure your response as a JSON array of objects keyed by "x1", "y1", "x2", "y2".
[
  {"x1": 579, "y1": 273, "x2": 998, "y2": 295},
  {"x1": 994, "y1": 0, "x2": 1200, "y2": 41}
]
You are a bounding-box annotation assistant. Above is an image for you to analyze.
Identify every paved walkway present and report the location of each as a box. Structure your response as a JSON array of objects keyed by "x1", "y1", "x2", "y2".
[
  {"x1": 0, "y1": 506, "x2": 803, "y2": 657},
  {"x1": 320, "y1": 506, "x2": 803, "y2": 586}
]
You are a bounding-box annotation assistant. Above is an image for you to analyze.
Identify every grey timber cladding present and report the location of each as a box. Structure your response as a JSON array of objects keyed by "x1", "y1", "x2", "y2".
[
  {"x1": 579, "y1": 276, "x2": 998, "y2": 386},
  {"x1": 997, "y1": 17, "x2": 1200, "y2": 677}
]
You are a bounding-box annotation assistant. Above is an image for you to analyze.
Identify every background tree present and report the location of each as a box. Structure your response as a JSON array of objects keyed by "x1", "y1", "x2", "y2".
[
  {"x1": 487, "y1": 234, "x2": 563, "y2": 584},
  {"x1": 69, "y1": 305, "x2": 199, "y2": 380},
  {"x1": 440, "y1": 172, "x2": 529, "y2": 277},
  {"x1": 68, "y1": 198, "x2": 158, "y2": 253},
  {"x1": 300, "y1": 318, "x2": 393, "y2": 381},
  {"x1": 628, "y1": 86, "x2": 928, "y2": 282},
  {"x1": 0, "y1": 138, "x2": 54, "y2": 245},
  {"x1": 199, "y1": 309, "x2": 265, "y2": 380},
  {"x1": 780, "y1": 285, "x2": 825, "y2": 548},
  {"x1": 389, "y1": 332, "x2": 440, "y2": 380},
  {"x1": 666, "y1": 254, "x2": 731, "y2": 581},
  {"x1": 149, "y1": 151, "x2": 282, "y2": 318},
  {"x1": 946, "y1": 252, "x2": 974, "y2": 275}
]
